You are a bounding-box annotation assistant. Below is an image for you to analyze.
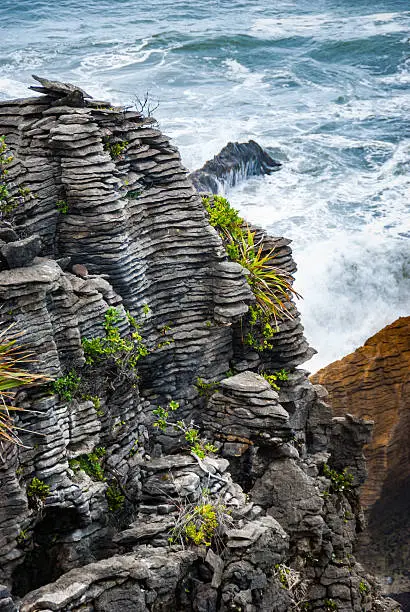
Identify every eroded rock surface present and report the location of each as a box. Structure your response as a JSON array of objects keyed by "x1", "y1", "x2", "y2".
[
  {"x1": 0, "y1": 78, "x2": 399, "y2": 611},
  {"x1": 311, "y1": 317, "x2": 410, "y2": 595}
]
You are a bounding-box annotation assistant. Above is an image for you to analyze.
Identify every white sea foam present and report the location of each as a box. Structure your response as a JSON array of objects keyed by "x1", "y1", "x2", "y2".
[
  {"x1": 0, "y1": 78, "x2": 34, "y2": 100},
  {"x1": 250, "y1": 11, "x2": 410, "y2": 41}
]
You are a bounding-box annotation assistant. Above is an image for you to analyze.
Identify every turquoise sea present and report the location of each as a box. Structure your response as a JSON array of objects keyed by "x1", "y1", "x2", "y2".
[{"x1": 1, "y1": 0, "x2": 409, "y2": 369}]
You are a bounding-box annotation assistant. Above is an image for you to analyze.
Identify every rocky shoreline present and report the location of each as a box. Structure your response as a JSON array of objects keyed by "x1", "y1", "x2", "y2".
[{"x1": 0, "y1": 77, "x2": 401, "y2": 612}]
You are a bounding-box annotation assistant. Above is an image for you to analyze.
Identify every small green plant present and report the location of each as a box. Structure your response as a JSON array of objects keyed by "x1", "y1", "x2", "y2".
[
  {"x1": 69, "y1": 447, "x2": 106, "y2": 481},
  {"x1": 104, "y1": 139, "x2": 129, "y2": 160},
  {"x1": 153, "y1": 401, "x2": 217, "y2": 459},
  {"x1": 55, "y1": 199, "x2": 69, "y2": 214},
  {"x1": 195, "y1": 377, "x2": 220, "y2": 398},
  {"x1": 142, "y1": 303, "x2": 151, "y2": 316},
  {"x1": 243, "y1": 305, "x2": 277, "y2": 352},
  {"x1": 273, "y1": 564, "x2": 308, "y2": 607},
  {"x1": 82, "y1": 307, "x2": 148, "y2": 371},
  {"x1": 128, "y1": 438, "x2": 139, "y2": 457},
  {"x1": 261, "y1": 369, "x2": 289, "y2": 391},
  {"x1": 324, "y1": 599, "x2": 338, "y2": 611},
  {"x1": 127, "y1": 189, "x2": 142, "y2": 199},
  {"x1": 82, "y1": 394, "x2": 103, "y2": 416},
  {"x1": 359, "y1": 581, "x2": 369, "y2": 596},
  {"x1": 0, "y1": 324, "x2": 50, "y2": 446},
  {"x1": 16, "y1": 529, "x2": 30, "y2": 545},
  {"x1": 106, "y1": 482, "x2": 125, "y2": 512},
  {"x1": 52, "y1": 371, "x2": 81, "y2": 402},
  {"x1": 27, "y1": 477, "x2": 50, "y2": 502},
  {"x1": 322, "y1": 463, "x2": 354, "y2": 494},
  {"x1": 168, "y1": 490, "x2": 233, "y2": 549}
]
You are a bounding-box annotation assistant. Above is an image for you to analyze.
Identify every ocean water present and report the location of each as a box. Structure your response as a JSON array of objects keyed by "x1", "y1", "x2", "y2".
[{"x1": 0, "y1": 0, "x2": 409, "y2": 371}]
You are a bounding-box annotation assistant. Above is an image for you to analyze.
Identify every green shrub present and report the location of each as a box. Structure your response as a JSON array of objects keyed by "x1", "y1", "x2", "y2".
[
  {"x1": 82, "y1": 307, "x2": 148, "y2": 370},
  {"x1": 55, "y1": 199, "x2": 69, "y2": 214},
  {"x1": 359, "y1": 581, "x2": 369, "y2": 596},
  {"x1": 195, "y1": 377, "x2": 219, "y2": 398},
  {"x1": 202, "y1": 195, "x2": 244, "y2": 241},
  {"x1": 168, "y1": 490, "x2": 233, "y2": 549},
  {"x1": 52, "y1": 371, "x2": 81, "y2": 402},
  {"x1": 104, "y1": 139, "x2": 129, "y2": 160},
  {"x1": 203, "y1": 195, "x2": 301, "y2": 351},
  {"x1": 261, "y1": 369, "x2": 288, "y2": 391},
  {"x1": 106, "y1": 483, "x2": 125, "y2": 512},
  {"x1": 322, "y1": 463, "x2": 354, "y2": 494},
  {"x1": 27, "y1": 477, "x2": 50, "y2": 502},
  {"x1": 69, "y1": 447, "x2": 106, "y2": 481}
]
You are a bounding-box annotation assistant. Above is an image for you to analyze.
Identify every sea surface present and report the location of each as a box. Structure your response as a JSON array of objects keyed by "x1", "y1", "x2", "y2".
[{"x1": 1, "y1": 0, "x2": 409, "y2": 371}]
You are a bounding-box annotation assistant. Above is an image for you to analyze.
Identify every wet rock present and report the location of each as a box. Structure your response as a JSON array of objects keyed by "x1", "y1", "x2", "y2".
[{"x1": 190, "y1": 140, "x2": 281, "y2": 193}]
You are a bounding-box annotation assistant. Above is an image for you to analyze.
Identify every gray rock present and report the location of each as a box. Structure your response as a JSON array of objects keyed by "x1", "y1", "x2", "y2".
[{"x1": 1, "y1": 235, "x2": 42, "y2": 268}]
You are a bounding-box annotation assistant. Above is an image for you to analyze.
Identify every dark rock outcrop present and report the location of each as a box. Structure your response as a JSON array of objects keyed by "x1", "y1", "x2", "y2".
[
  {"x1": 190, "y1": 140, "x2": 281, "y2": 194},
  {"x1": 0, "y1": 78, "x2": 399, "y2": 611}
]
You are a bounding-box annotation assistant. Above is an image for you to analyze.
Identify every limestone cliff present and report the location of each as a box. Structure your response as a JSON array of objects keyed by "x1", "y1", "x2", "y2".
[
  {"x1": 0, "y1": 77, "x2": 400, "y2": 612},
  {"x1": 311, "y1": 317, "x2": 410, "y2": 588}
]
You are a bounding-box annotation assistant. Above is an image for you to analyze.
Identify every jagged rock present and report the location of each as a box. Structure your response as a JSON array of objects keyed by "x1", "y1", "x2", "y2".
[
  {"x1": 0, "y1": 78, "x2": 399, "y2": 612},
  {"x1": 190, "y1": 140, "x2": 281, "y2": 193},
  {"x1": 19, "y1": 549, "x2": 198, "y2": 611},
  {"x1": 203, "y1": 371, "x2": 290, "y2": 456},
  {"x1": 0, "y1": 228, "x2": 18, "y2": 243},
  {"x1": 1, "y1": 235, "x2": 42, "y2": 268},
  {"x1": 29, "y1": 75, "x2": 92, "y2": 100},
  {"x1": 312, "y1": 317, "x2": 410, "y2": 600}
]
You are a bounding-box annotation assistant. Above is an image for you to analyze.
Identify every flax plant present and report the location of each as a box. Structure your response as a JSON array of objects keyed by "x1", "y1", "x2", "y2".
[
  {"x1": 227, "y1": 226, "x2": 301, "y2": 324},
  {"x1": 0, "y1": 324, "x2": 49, "y2": 446}
]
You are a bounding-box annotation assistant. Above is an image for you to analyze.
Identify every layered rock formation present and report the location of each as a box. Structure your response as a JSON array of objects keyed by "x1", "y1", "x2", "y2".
[
  {"x1": 311, "y1": 317, "x2": 410, "y2": 593},
  {"x1": 0, "y1": 77, "x2": 400, "y2": 611}
]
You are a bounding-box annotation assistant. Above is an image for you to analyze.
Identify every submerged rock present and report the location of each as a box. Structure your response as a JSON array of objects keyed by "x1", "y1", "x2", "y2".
[{"x1": 190, "y1": 139, "x2": 281, "y2": 193}]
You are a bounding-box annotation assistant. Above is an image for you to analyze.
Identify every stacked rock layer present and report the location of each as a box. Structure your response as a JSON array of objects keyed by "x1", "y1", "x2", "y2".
[{"x1": 0, "y1": 78, "x2": 399, "y2": 612}]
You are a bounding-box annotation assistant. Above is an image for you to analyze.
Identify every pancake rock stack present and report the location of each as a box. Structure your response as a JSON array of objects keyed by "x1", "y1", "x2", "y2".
[{"x1": 0, "y1": 77, "x2": 400, "y2": 611}]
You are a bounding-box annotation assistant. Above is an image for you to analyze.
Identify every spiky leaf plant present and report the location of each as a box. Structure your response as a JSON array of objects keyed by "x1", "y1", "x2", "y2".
[
  {"x1": 0, "y1": 324, "x2": 49, "y2": 446},
  {"x1": 227, "y1": 226, "x2": 301, "y2": 325}
]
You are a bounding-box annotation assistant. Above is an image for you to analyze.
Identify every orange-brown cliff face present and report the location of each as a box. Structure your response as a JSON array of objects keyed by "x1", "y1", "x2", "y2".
[
  {"x1": 311, "y1": 317, "x2": 410, "y2": 581},
  {"x1": 311, "y1": 316, "x2": 410, "y2": 509}
]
